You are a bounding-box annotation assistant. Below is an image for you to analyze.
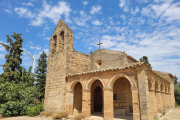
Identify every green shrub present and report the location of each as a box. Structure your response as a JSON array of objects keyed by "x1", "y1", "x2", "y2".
[
  {"x1": 26, "y1": 104, "x2": 44, "y2": 117},
  {"x1": 0, "y1": 79, "x2": 40, "y2": 117}
]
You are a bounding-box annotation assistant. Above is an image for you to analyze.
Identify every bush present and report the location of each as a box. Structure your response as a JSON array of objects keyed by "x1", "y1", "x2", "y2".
[
  {"x1": 40, "y1": 111, "x2": 52, "y2": 117},
  {"x1": 26, "y1": 104, "x2": 44, "y2": 117},
  {"x1": 0, "y1": 79, "x2": 40, "y2": 117},
  {"x1": 74, "y1": 113, "x2": 84, "y2": 120},
  {"x1": 174, "y1": 84, "x2": 180, "y2": 105},
  {"x1": 51, "y1": 111, "x2": 63, "y2": 119}
]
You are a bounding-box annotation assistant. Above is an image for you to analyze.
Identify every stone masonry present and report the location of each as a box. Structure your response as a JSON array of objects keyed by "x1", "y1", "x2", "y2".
[{"x1": 44, "y1": 20, "x2": 175, "y2": 120}]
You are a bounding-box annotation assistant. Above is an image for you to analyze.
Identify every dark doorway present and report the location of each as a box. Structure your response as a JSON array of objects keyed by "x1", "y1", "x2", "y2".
[{"x1": 94, "y1": 87, "x2": 103, "y2": 112}]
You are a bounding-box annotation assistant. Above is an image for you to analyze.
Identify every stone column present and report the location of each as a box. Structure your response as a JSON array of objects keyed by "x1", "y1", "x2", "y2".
[
  {"x1": 103, "y1": 89, "x2": 114, "y2": 120},
  {"x1": 82, "y1": 90, "x2": 91, "y2": 118},
  {"x1": 156, "y1": 85, "x2": 162, "y2": 113},
  {"x1": 149, "y1": 82, "x2": 156, "y2": 119},
  {"x1": 65, "y1": 90, "x2": 74, "y2": 115},
  {"x1": 131, "y1": 90, "x2": 140, "y2": 120},
  {"x1": 161, "y1": 86, "x2": 165, "y2": 112},
  {"x1": 137, "y1": 68, "x2": 150, "y2": 120},
  {"x1": 165, "y1": 92, "x2": 169, "y2": 110}
]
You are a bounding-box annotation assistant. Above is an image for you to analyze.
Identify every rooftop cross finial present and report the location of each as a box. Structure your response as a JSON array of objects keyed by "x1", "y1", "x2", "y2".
[{"x1": 97, "y1": 41, "x2": 102, "y2": 50}]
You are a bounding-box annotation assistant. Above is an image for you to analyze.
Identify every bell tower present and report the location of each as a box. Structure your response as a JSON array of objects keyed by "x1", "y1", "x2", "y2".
[
  {"x1": 44, "y1": 20, "x2": 74, "y2": 111},
  {"x1": 49, "y1": 20, "x2": 74, "y2": 55}
]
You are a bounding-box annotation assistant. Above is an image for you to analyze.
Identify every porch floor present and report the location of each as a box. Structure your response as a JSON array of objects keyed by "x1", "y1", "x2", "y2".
[{"x1": 89, "y1": 113, "x2": 133, "y2": 120}]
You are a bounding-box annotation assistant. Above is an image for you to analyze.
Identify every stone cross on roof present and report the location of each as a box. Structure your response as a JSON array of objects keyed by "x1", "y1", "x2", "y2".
[{"x1": 97, "y1": 41, "x2": 102, "y2": 50}]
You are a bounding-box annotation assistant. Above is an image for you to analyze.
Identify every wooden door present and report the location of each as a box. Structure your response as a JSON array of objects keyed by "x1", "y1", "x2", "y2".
[{"x1": 94, "y1": 87, "x2": 103, "y2": 112}]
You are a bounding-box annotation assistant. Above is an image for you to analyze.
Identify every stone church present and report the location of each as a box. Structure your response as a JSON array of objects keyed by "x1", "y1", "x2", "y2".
[{"x1": 44, "y1": 20, "x2": 175, "y2": 120}]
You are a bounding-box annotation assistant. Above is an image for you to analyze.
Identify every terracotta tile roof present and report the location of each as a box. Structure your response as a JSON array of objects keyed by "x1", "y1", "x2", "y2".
[{"x1": 66, "y1": 62, "x2": 144, "y2": 77}]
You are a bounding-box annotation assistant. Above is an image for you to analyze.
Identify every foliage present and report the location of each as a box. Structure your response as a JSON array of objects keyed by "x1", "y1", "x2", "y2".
[
  {"x1": 174, "y1": 83, "x2": 180, "y2": 105},
  {"x1": 174, "y1": 75, "x2": 179, "y2": 85},
  {"x1": 21, "y1": 66, "x2": 35, "y2": 86},
  {"x1": 35, "y1": 51, "x2": 47, "y2": 102},
  {"x1": 90, "y1": 51, "x2": 92, "y2": 54},
  {"x1": 0, "y1": 32, "x2": 23, "y2": 83},
  {"x1": 0, "y1": 78, "x2": 40, "y2": 116},
  {"x1": 26, "y1": 104, "x2": 43, "y2": 117},
  {"x1": 139, "y1": 56, "x2": 152, "y2": 69}
]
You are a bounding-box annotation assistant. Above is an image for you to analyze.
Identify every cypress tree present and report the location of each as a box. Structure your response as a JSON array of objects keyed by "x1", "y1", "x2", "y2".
[
  {"x1": 139, "y1": 56, "x2": 152, "y2": 69},
  {"x1": 0, "y1": 32, "x2": 23, "y2": 82},
  {"x1": 35, "y1": 51, "x2": 47, "y2": 102}
]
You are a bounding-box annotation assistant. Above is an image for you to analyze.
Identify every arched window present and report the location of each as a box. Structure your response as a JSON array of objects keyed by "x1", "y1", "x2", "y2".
[
  {"x1": 60, "y1": 31, "x2": 64, "y2": 41},
  {"x1": 60, "y1": 31, "x2": 64, "y2": 50},
  {"x1": 52, "y1": 35, "x2": 57, "y2": 54}
]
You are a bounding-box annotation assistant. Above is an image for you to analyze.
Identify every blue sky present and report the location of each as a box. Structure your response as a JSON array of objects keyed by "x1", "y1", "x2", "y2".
[{"x1": 0, "y1": 0, "x2": 180, "y2": 81}]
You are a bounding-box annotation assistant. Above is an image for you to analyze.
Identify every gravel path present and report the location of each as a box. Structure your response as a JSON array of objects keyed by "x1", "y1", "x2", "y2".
[
  {"x1": 1, "y1": 108, "x2": 180, "y2": 120},
  {"x1": 1, "y1": 116, "x2": 52, "y2": 120},
  {"x1": 160, "y1": 109, "x2": 180, "y2": 120}
]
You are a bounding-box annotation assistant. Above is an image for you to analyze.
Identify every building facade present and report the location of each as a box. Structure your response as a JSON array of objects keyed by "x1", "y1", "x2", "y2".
[{"x1": 44, "y1": 20, "x2": 175, "y2": 120}]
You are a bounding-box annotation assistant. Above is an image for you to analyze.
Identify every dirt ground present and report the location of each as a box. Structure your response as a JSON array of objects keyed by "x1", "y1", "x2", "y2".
[{"x1": 1, "y1": 107, "x2": 180, "y2": 120}]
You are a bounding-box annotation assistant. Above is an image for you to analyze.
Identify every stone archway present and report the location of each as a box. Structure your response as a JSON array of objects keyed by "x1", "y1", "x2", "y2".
[
  {"x1": 90, "y1": 80, "x2": 104, "y2": 114},
  {"x1": 112, "y1": 77, "x2": 133, "y2": 116},
  {"x1": 73, "y1": 82, "x2": 83, "y2": 114}
]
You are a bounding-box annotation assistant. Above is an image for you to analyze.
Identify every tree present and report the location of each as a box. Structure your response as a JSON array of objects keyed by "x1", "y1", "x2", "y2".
[
  {"x1": 174, "y1": 75, "x2": 179, "y2": 85},
  {"x1": 21, "y1": 66, "x2": 35, "y2": 86},
  {"x1": 139, "y1": 56, "x2": 152, "y2": 69},
  {"x1": 0, "y1": 32, "x2": 23, "y2": 83},
  {"x1": 35, "y1": 51, "x2": 47, "y2": 102}
]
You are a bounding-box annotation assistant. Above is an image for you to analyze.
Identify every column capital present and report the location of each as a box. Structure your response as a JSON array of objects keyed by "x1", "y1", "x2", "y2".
[
  {"x1": 103, "y1": 88, "x2": 113, "y2": 91},
  {"x1": 149, "y1": 89, "x2": 155, "y2": 92},
  {"x1": 82, "y1": 90, "x2": 91, "y2": 92}
]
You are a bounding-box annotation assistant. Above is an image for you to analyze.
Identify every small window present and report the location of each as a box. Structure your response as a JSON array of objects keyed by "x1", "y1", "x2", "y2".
[
  {"x1": 96, "y1": 60, "x2": 102, "y2": 67},
  {"x1": 113, "y1": 93, "x2": 117, "y2": 100}
]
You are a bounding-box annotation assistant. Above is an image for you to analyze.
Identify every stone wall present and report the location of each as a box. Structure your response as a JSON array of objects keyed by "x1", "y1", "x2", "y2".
[
  {"x1": 66, "y1": 51, "x2": 90, "y2": 74},
  {"x1": 90, "y1": 49, "x2": 128, "y2": 70}
]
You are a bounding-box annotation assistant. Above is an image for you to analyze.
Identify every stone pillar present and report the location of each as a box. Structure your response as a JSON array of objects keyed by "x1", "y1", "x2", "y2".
[
  {"x1": 131, "y1": 90, "x2": 140, "y2": 120},
  {"x1": 156, "y1": 85, "x2": 162, "y2": 113},
  {"x1": 65, "y1": 90, "x2": 74, "y2": 115},
  {"x1": 137, "y1": 68, "x2": 150, "y2": 120},
  {"x1": 149, "y1": 82, "x2": 156, "y2": 119},
  {"x1": 103, "y1": 89, "x2": 114, "y2": 120},
  {"x1": 161, "y1": 86, "x2": 165, "y2": 112},
  {"x1": 165, "y1": 92, "x2": 169, "y2": 110},
  {"x1": 82, "y1": 90, "x2": 91, "y2": 118}
]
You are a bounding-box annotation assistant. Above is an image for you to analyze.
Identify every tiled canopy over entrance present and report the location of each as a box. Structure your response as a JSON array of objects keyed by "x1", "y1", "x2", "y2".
[{"x1": 44, "y1": 20, "x2": 175, "y2": 120}]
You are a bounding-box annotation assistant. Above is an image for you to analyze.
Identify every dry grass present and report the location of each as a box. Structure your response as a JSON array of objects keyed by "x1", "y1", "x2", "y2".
[
  {"x1": 74, "y1": 113, "x2": 84, "y2": 120},
  {"x1": 61, "y1": 111, "x2": 68, "y2": 118},
  {"x1": 40, "y1": 111, "x2": 52, "y2": 117},
  {"x1": 51, "y1": 112, "x2": 62, "y2": 119}
]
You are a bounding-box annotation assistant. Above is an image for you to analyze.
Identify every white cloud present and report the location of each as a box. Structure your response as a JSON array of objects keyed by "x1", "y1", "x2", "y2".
[
  {"x1": 26, "y1": 28, "x2": 29, "y2": 32},
  {"x1": 14, "y1": 7, "x2": 35, "y2": 18},
  {"x1": 22, "y1": 2, "x2": 34, "y2": 7},
  {"x1": 83, "y1": 1, "x2": 89, "y2": 5},
  {"x1": 30, "y1": 1, "x2": 71, "y2": 26},
  {"x1": 119, "y1": 0, "x2": 126, "y2": 7},
  {"x1": 15, "y1": 1, "x2": 71, "y2": 26},
  {"x1": 4, "y1": 9, "x2": 12, "y2": 14},
  {"x1": 74, "y1": 10, "x2": 91, "y2": 26},
  {"x1": 131, "y1": 7, "x2": 139, "y2": 15},
  {"x1": 30, "y1": 45, "x2": 41, "y2": 50},
  {"x1": 90, "y1": 5, "x2": 102, "y2": 14},
  {"x1": 0, "y1": 54, "x2": 5, "y2": 60},
  {"x1": 92, "y1": 20, "x2": 102, "y2": 26},
  {"x1": 44, "y1": 37, "x2": 51, "y2": 40},
  {"x1": 120, "y1": 14, "x2": 126, "y2": 20}
]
